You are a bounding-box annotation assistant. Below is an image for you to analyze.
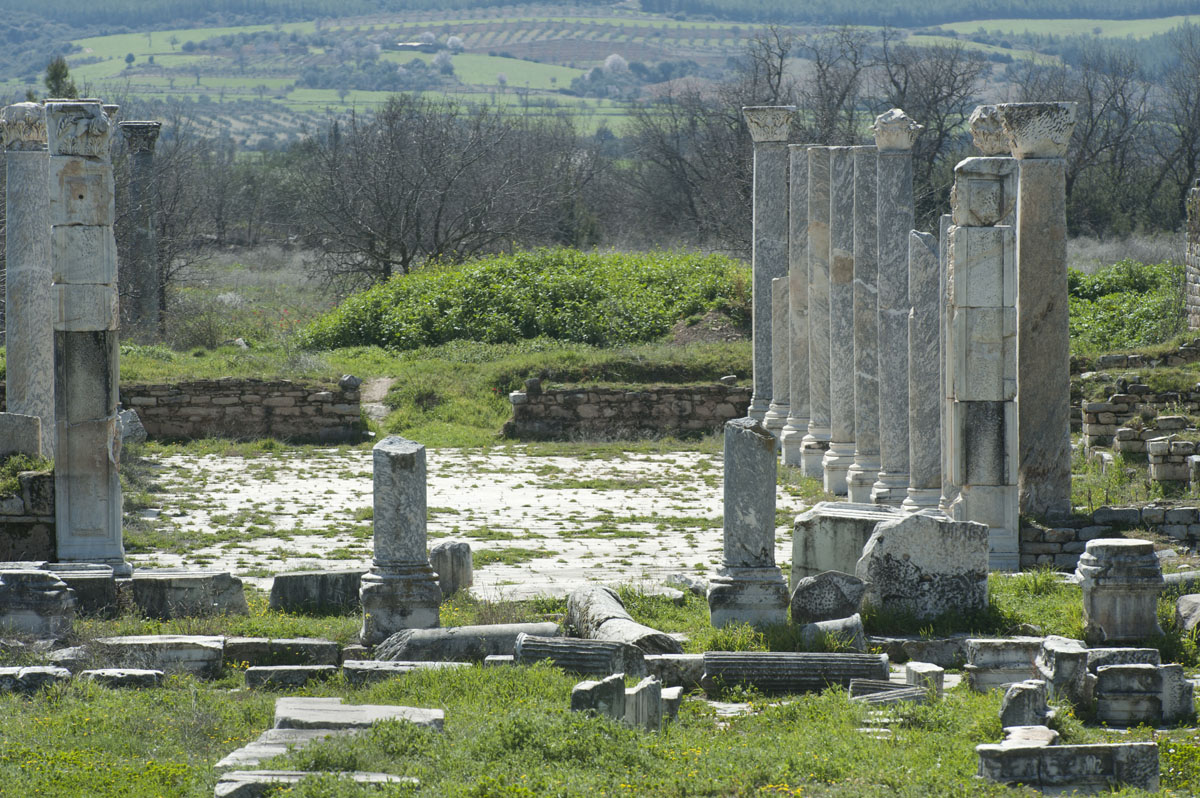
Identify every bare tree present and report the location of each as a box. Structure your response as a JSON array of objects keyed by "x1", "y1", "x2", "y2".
[
  {"x1": 1153, "y1": 22, "x2": 1200, "y2": 223},
  {"x1": 793, "y1": 26, "x2": 875, "y2": 145}
]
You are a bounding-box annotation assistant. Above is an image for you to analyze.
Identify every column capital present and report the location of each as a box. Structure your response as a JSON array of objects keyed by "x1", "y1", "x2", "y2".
[
  {"x1": 1, "y1": 103, "x2": 46, "y2": 151},
  {"x1": 742, "y1": 105, "x2": 795, "y2": 143},
  {"x1": 119, "y1": 120, "x2": 162, "y2": 153},
  {"x1": 872, "y1": 108, "x2": 922, "y2": 152},
  {"x1": 995, "y1": 102, "x2": 1077, "y2": 159},
  {"x1": 968, "y1": 105, "x2": 1010, "y2": 156},
  {"x1": 45, "y1": 100, "x2": 113, "y2": 158}
]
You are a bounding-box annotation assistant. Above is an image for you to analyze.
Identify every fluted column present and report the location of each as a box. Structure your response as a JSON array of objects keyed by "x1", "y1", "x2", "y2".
[
  {"x1": 938, "y1": 211, "x2": 956, "y2": 515},
  {"x1": 780, "y1": 144, "x2": 809, "y2": 466},
  {"x1": 2, "y1": 102, "x2": 54, "y2": 456},
  {"x1": 997, "y1": 102, "x2": 1078, "y2": 520},
  {"x1": 118, "y1": 121, "x2": 161, "y2": 341},
  {"x1": 822, "y1": 146, "x2": 856, "y2": 495},
  {"x1": 47, "y1": 99, "x2": 127, "y2": 576},
  {"x1": 871, "y1": 109, "x2": 922, "y2": 506},
  {"x1": 903, "y1": 230, "x2": 942, "y2": 511},
  {"x1": 800, "y1": 146, "x2": 832, "y2": 478},
  {"x1": 744, "y1": 106, "x2": 795, "y2": 424},
  {"x1": 846, "y1": 145, "x2": 880, "y2": 502}
]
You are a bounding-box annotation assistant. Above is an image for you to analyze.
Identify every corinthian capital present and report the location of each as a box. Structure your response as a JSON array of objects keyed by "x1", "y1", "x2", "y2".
[
  {"x1": 1, "y1": 102, "x2": 47, "y2": 151},
  {"x1": 119, "y1": 121, "x2": 162, "y2": 153},
  {"x1": 995, "y1": 102, "x2": 1077, "y2": 159},
  {"x1": 45, "y1": 100, "x2": 113, "y2": 158},
  {"x1": 743, "y1": 106, "x2": 795, "y2": 143},
  {"x1": 872, "y1": 108, "x2": 923, "y2": 152}
]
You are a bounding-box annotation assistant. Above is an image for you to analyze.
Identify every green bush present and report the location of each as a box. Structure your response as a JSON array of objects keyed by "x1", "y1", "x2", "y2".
[
  {"x1": 1068, "y1": 259, "x2": 1184, "y2": 354},
  {"x1": 298, "y1": 248, "x2": 750, "y2": 351}
]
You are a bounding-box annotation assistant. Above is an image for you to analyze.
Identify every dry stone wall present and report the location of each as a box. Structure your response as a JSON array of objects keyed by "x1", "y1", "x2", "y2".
[
  {"x1": 0, "y1": 471, "x2": 55, "y2": 561},
  {"x1": 504, "y1": 380, "x2": 751, "y2": 439}
]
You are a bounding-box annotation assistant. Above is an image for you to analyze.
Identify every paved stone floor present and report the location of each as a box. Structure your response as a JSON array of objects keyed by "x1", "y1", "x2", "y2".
[{"x1": 134, "y1": 448, "x2": 808, "y2": 598}]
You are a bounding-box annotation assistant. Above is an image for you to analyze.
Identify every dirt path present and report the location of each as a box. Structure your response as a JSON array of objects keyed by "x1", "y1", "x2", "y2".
[{"x1": 360, "y1": 377, "x2": 397, "y2": 423}]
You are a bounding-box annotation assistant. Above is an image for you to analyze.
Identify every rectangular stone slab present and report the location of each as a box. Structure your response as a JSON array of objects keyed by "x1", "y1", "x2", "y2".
[
  {"x1": 273, "y1": 696, "x2": 444, "y2": 731},
  {"x1": 791, "y1": 502, "x2": 900, "y2": 583},
  {"x1": 215, "y1": 771, "x2": 418, "y2": 798},
  {"x1": 342, "y1": 660, "x2": 469, "y2": 686},
  {"x1": 48, "y1": 156, "x2": 115, "y2": 227},
  {"x1": 50, "y1": 225, "x2": 117, "y2": 285},
  {"x1": 215, "y1": 728, "x2": 354, "y2": 771}
]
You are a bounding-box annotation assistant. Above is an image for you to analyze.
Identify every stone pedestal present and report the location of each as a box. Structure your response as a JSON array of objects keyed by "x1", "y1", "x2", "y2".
[
  {"x1": 945, "y1": 147, "x2": 1020, "y2": 570},
  {"x1": 764, "y1": 277, "x2": 790, "y2": 440},
  {"x1": 708, "y1": 418, "x2": 788, "y2": 628},
  {"x1": 996, "y1": 102, "x2": 1077, "y2": 520},
  {"x1": 429, "y1": 539, "x2": 472, "y2": 598},
  {"x1": 822, "y1": 146, "x2": 856, "y2": 495},
  {"x1": 780, "y1": 145, "x2": 810, "y2": 466},
  {"x1": 360, "y1": 436, "x2": 441, "y2": 645},
  {"x1": 2, "y1": 103, "x2": 54, "y2": 456},
  {"x1": 871, "y1": 109, "x2": 922, "y2": 506},
  {"x1": 743, "y1": 106, "x2": 795, "y2": 422},
  {"x1": 46, "y1": 100, "x2": 128, "y2": 577},
  {"x1": 903, "y1": 231, "x2": 942, "y2": 511},
  {"x1": 800, "y1": 146, "x2": 832, "y2": 478},
  {"x1": 117, "y1": 121, "x2": 161, "y2": 342},
  {"x1": 847, "y1": 146, "x2": 880, "y2": 503},
  {"x1": 1076, "y1": 538, "x2": 1164, "y2": 645}
]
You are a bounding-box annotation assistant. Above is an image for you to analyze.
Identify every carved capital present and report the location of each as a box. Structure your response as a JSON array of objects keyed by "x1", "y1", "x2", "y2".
[
  {"x1": 742, "y1": 105, "x2": 795, "y2": 143},
  {"x1": 119, "y1": 121, "x2": 162, "y2": 153},
  {"x1": 995, "y1": 102, "x2": 1077, "y2": 159},
  {"x1": 45, "y1": 100, "x2": 113, "y2": 158},
  {"x1": 968, "y1": 105, "x2": 1009, "y2": 156},
  {"x1": 872, "y1": 108, "x2": 923, "y2": 152},
  {"x1": 1, "y1": 103, "x2": 47, "y2": 151}
]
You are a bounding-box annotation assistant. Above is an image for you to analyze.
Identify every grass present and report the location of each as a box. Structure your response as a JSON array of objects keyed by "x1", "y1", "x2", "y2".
[
  {"x1": 0, "y1": 453, "x2": 52, "y2": 496},
  {"x1": 938, "y1": 14, "x2": 1199, "y2": 38}
]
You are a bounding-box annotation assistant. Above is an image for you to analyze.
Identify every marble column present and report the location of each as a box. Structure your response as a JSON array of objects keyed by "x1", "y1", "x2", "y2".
[
  {"x1": 996, "y1": 102, "x2": 1078, "y2": 520},
  {"x1": 2, "y1": 102, "x2": 54, "y2": 456},
  {"x1": 118, "y1": 121, "x2": 161, "y2": 342},
  {"x1": 768, "y1": 276, "x2": 789, "y2": 442},
  {"x1": 938, "y1": 212, "x2": 956, "y2": 515},
  {"x1": 800, "y1": 147, "x2": 832, "y2": 478},
  {"x1": 780, "y1": 144, "x2": 810, "y2": 467},
  {"x1": 822, "y1": 146, "x2": 855, "y2": 495},
  {"x1": 360, "y1": 435, "x2": 442, "y2": 644},
  {"x1": 946, "y1": 104, "x2": 1021, "y2": 570},
  {"x1": 744, "y1": 106, "x2": 795, "y2": 424},
  {"x1": 846, "y1": 145, "x2": 880, "y2": 503},
  {"x1": 871, "y1": 109, "x2": 922, "y2": 506},
  {"x1": 46, "y1": 100, "x2": 128, "y2": 576},
  {"x1": 903, "y1": 231, "x2": 942, "y2": 511},
  {"x1": 707, "y1": 417, "x2": 789, "y2": 628}
]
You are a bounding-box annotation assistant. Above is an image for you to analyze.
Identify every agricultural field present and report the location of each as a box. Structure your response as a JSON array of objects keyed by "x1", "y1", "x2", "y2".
[{"x1": 939, "y1": 14, "x2": 1200, "y2": 38}]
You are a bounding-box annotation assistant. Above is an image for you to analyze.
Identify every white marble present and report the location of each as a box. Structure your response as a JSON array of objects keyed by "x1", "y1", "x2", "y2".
[
  {"x1": 801, "y1": 147, "x2": 832, "y2": 478},
  {"x1": 822, "y1": 146, "x2": 855, "y2": 495},
  {"x1": 780, "y1": 144, "x2": 810, "y2": 466},
  {"x1": 847, "y1": 145, "x2": 880, "y2": 503}
]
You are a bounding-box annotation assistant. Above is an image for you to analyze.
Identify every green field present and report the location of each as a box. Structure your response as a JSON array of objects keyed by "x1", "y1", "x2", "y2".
[
  {"x1": 940, "y1": 14, "x2": 1198, "y2": 38},
  {"x1": 387, "y1": 52, "x2": 585, "y2": 90}
]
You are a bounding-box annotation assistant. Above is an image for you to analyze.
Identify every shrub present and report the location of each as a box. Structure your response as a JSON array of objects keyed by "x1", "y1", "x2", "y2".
[
  {"x1": 1067, "y1": 259, "x2": 1184, "y2": 354},
  {"x1": 298, "y1": 248, "x2": 750, "y2": 351}
]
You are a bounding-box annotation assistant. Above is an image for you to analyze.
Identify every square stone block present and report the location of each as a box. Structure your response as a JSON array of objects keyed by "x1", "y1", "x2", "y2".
[
  {"x1": 51, "y1": 226, "x2": 117, "y2": 285},
  {"x1": 0, "y1": 414, "x2": 42, "y2": 460},
  {"x1": 960, "y1": 401, "x2": 1012, "y2": 485},
  {"x1": 951, "y1": 157, "x2": 1017, "y2": 227},
  {"x1": 952, "y1": 307, "x2": 1016, "y2": 401},
  {"x1": 54, "y1": 284, "x2": 118, "y2": 331},
  {"x1": 54, "y1": 332, "x2": 118, "y2": 423},
  {"x1": 48, "y1": 156, "x2": 114, "y2": 227},
  {"x1": 949, "y1": 225, "x2": 1014, "y2": 308}
]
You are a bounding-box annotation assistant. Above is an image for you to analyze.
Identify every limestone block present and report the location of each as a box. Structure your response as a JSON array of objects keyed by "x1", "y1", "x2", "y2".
[
  {"x1": 0, "y1": 414, "x2": 42, "y2": 459},
  {"x1": 856, "y1": 512, "x2": 989, "y2": 621},
  {"x1": 948, "y1": 225, "x2": 1014, "y2": 308},
  {"x1": 1086, "y1": 647, "x2": 1160, "y2": 672},
  {"x1": 905, "y1": 661, "x2": 945, "y2": 694},
  {"x1": 132, "y1": 570, "x2": 248, "y2": 619},
  {"x1": 49, "y1": 564, "x2": 117, "y2": 618},
  {"x1": 568, "y1": 585, "x2": 682, "y2": 654},
  {"x1": 644, "y1": 654, "x2": 705, "y2": 689},
  {"x1": 0, "y1": 569, "x2": 75, "y2": 638},
  {"x1": 47, "y1": 156, "x2": 114, "y2": 227},
  {"x1": 1076, "y1": 538, "x2": 1164, "y2": 644},
  {"x1": 999, "y1": 679, "x2": 1052, "y2": 727},
  {"x1": 797, "y1": 613, "x2": 866, "y2": 652},
  {"x1": 95, "y1": 634, "x2": 224, "y2": 678},
  {"x1": 244, "y1": 665, "x2": 337, "y2": 689},
  {"x1": 951, "y1": 307, "x2": 1016, "y2": 401},
  {"x1": 268, "y1": 569, "x2": 364, "y2": 614},
  {"x1": 54, "y1": 283, "x2": 118, "y2": 331},
  {"x1": 625, "y1": 675, "x2": 663, "y2": 731},
  {"x1": 223, "y1": 637, "x2": 340, "y2": 668},
  {"x1": 273, "y1": 696, "x2": 444, "y2": 731},
  {"x1": 788, "y1": 570, "x2": 866, "y2": 623},
  {"x1": 215, "y1": 729, "x2": 354, "y2": 771},
  {"x1": 950, "y1": 157, "x2": 1017, "y2": 227},
  {"x1": 791, "y1": 502, "x2": 900, "y2": 582},
  {"x1": 360, "y1": 566, "x2": 442, "y2": 645},
  {"x1": 429, "y1": 539, "x2": 472, "y2": 598},
  {"x1": 976, "y1": 741, "x2": 1158, "y2": 792},
  {"x1": 342, "y1": 660, "x2": 467, "y2": 686},
  {"x1": 0, "y1": 666, "x2": 71, "y2": 694},
  {"x1": 662, "y1": 685, "x2": 684, "y2": 721},
  {"x1": 1175, "y1": 593, "x2": 1200, "y2": 632},
  {"x1": 78, "y1": 668, "x2": 164, "y2": 688},
  {"x1": 515, "y1": 633, "x2": 647, "y2": 677},
  {"x1": 50, "y1": 225, "x2": 117, "y2": 285},
  {"x1": 375, "y1": 622, "x2": 561, "y2": 662},
  {"x1": 700, "y1": 651, "x2": 889, "y2": 695},
  {"x1": 570, "y1": 672, "x2": 626, "y2": 721},
  {"x1": 215, "y1": 771, "x2": 416, "y2": 798},
  {"x1": 1036, "y1": 635, "x2": 1089, "y2": 706},
  {"x1": 965, "y1": 637, "x2": 1043, "y2": 691}
]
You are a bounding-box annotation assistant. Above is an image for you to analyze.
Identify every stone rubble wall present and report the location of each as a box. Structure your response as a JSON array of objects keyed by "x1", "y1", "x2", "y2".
[
  {"x1": 504, "y1": 383, "x2": 751, "y2": 439},
  {"x1": 1074, "y1": 338, "x2": 1200, "y2": 374},
  {"x1": 0, "y1": 471, "x2": 55, "y2": 561},
  {"x1": 0, "y1": 379, "x2": 363, "y2": 443},
  {"x1": 1188, "y1": 184, "x2": 1200, "y2": 331},
  {"x1": 1081, "y1": 388, "x2": 1199, "y2": 449},
  {"x1": 1020, "y1": 504, "x2": 1200, "y2": 570}
]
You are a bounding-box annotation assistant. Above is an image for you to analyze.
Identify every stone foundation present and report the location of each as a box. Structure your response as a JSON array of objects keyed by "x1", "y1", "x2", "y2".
[{"x1": 0, "y1": 470, "x2": 55, "y2": 560}]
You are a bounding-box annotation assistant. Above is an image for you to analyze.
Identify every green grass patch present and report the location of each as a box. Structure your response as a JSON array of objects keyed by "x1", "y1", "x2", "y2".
[
  {"x1": 0, "y1": 453, "x2": 51, "y2": 496},
  {"x1": 472, "y1": 547, "x2": 553, "y2": 567},
  {"x1": 1068, "y1": 260, "x2": 1186, "y2": 356}
]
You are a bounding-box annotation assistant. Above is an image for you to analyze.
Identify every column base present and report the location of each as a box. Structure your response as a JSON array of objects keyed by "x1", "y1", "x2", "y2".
[
  {"x1": 800, "y1": 429, "x2": 831, "y2": 479},
  {"x1": 780, "y1": 418, "x2": 809, "y2": 467},
  {"x1": 902, "y1": 488, "x2": 943, "y2": 513},
  {"x1": 360, "y1": 564, "x2": 441, "y2": 645},
  {"x1": 822, "y1": 441, "x2": 856, "y2": 496},
  {"x1": 846, "y1": 456, "x2": 881, "y2": 504},
  {"x1": 707, "y1": 565, "x2": 789, "y2": 629},
  {"x1": 748, "y1": 396, "x2": 770, "y2": 422},
  {"x1": 871, "y1": 472, "x2": 909, "y2": 507},
  {"x1": 764, "y1": 403, "x2": 789, "y2": 441}
]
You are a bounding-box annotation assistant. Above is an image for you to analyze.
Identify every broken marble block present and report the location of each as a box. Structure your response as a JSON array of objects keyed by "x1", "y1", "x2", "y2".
[
  {"x1": 625, "y1": 675, "x2": 663, "y2": 731},
  {"x1": 268, "y1": 569, "x2": 364, "y2": 614},
  {"x1": 273, "y1": 696, "x2": 444, "y2": 731},
  {"x1": 429, "y1": 539, "x2": 472, "y2": 598},
  {"x1": 906, "y1": 661, "x2": 945, "y2": 694},
  {"x1": 0, "y1": 568, "x2": 75, "y2": 638},
  {"x1": 244, "y1": 665, "x2": 338, "y2": 689},
  {"x1": 644, "y1": 653, "x2": 705, "y2": 689},
  {"x1": 376, "y1": 622, "x2": 561, "y2": 662},
  {"x1": 0, "y1": 666, "x2": 71, "y2": 694},
  {"x1": 797, "y1": 613, "x2": 866, "y2": 652},
  {"x1": 1035, "y1": 636, "x2": 1090, "y2": 706},
  {"x1": 224, "y1": 637, "x2": 340, "y2": 668},
  {"x1": 789, "y1": 570, "x2": 866, "y2": 623},
  {"x1": 514, "y1": 633, "x2": 646, "y2": 678},
  {"x1": 567, "y1": 585, "x2": 683, "y2": 655},
  {"x1": 78, "y1": 668, "x2": 164, "y2": 689},
  {"x1": 855, "y1": 512, "x2": 989, "y2": 621},
  {"x1": 1095, "y1": 663, "x2": 1195, "y2": 726},
  {"x1": 1176, "y1": 594, "x2": 1200, "y2": 632},
  {"x1": 214, "y1": 771, "x2": 417, "y2": 798},
  {"x1": 570, "y1": 672, "x2": 626, "y2": 721},
  {"x1": 965, "y1": 637, "x2": 1043, "y2": 692},
  {"x1": 131, "y1": 570, "x2": 248, "y2": 620},
  {"x1": 791, "y1": 502, "x2": 901, "y2": 582},
  {"x1": 1076, "y1": 538, "x2": 1163, "y2": 644},
  {"x1": 977, "y1": 739, "x2": 1158, "y2": 793},
  {"x1": 999, "y1": 679, "x2": 1054, "y2": 728},
  {"x1": 94, "y1": 635, "x2": 224, "y2": 678}
]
